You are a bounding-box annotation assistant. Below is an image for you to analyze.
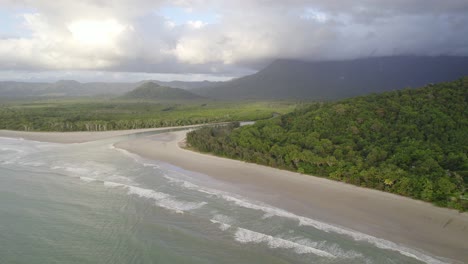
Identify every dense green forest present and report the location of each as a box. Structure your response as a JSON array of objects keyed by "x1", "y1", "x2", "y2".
[
  {"x1": 187, "y1": 78, "x2": 468, "y2": 210},
  {"x1": 0, "y1": 99, "x2": 296, "y2": 131}
]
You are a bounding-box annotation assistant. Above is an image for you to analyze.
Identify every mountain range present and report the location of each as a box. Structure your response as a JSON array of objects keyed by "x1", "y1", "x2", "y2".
[
  {"x1": 193, "y1": 56, "x2": 468, "y2": 100},
  {"x1": 0, "y1": 80, "x2": 216, "y2": 98},
  {"x1": 1, "y1": 56, "x2": 467, "y2": 100}
]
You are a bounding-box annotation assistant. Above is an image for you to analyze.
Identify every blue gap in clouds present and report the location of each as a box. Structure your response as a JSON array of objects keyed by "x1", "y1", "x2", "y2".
[
  {"x1": 0, "y1": 8, "x2": 35, "y2": 38},
  {"x1": 158, "y1": 6, "x2": 218, "y2": 25}
]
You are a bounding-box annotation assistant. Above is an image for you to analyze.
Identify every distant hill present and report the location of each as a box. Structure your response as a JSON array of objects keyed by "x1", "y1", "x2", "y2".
[
  {"x1": 122, "y1": 82, "x2": 203, "y2": 100},
  {"x1": 0, "y1": 80, "x2": 219, "y2": 99},
  {"x1": 187, "y1": 77, "x2": 468, "y2": 210},
  {"x1": 154, "y1": 80, "x2": 222, "y2": 90},
  {"x1": 0, "y1": 80, "x2": 139, "y2": 98},
  {"x1": 193, "y1": 56, "x2": 468, "y2": 100}
]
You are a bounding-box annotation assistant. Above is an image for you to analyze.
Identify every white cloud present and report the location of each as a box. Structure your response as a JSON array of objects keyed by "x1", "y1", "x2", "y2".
[
  {"x1": 67, "y1": 19, "x2": 126, "y2": 46},
  {"x1": 0, "y1": 0, "x2": 467, "y2": 79},
  {"x1": 186, "y1": 20, "x2": 206, "y2": 29},
  {"x1": 0, "y1": 12, "x2": 129, "y2": 70}
]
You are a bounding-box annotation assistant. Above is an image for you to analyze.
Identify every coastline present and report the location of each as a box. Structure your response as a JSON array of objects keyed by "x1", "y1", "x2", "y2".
[
  {"x1": 2, "y1": 127, "x2": 467, "y2": 262},
  {"x1": 0, "y1": 125, "x2": 203, "y2": 143},
  {"x1": 115, "y1": 130, "x2": 468, "y2": 263}
]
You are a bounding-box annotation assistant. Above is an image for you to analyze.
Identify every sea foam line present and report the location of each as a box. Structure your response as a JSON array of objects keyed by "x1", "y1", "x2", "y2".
[
  {"x1": 209, "y1": 219, "x2": 336, "y2": 258},
  {"x1": 79, "y1": 176, "x2": 207, "y2": 214},
  {"x1": 222, "y1": 194, "x2": 448, "y2": 264},
  {"x1": 114, "y1": 145, "x2": 448, "y2": 263},
  {"x1": 235, "y1": 227, "x2": 335, "y2": 258},
  {"x1": 51, "y1": 162, "x2": 134, "y2": 184},
  {"x1": 163, "y1": 174, "x2": 448, "y2": 264},
  {"x1": 209, "y1": 215, "x2": 363, "y2": 259}
]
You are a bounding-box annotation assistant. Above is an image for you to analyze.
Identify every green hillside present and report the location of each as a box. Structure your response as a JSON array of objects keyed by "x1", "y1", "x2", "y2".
[
  {"x1": 187, "y1": 77, "x2": 468, "y2": 210},
  {"x1": 123, "y1": 82, "x2": 202, "y2": 100}
]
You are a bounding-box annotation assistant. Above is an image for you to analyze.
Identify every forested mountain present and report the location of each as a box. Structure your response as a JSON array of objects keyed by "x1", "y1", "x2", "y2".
[
  {"x1": 122, "y1": 82, "x2": 203, "y2": 100},
  {"x1": 193, "y1": 56, "x2": 468, "y2": 100},
  {"x1": 187, "y1": 77, "x2": 468, "y2": 210}
]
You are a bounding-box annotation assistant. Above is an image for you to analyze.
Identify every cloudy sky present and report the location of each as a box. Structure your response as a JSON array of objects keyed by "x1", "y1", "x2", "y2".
[{"x1": 0, "y1": 0, "x2": 467, "y2": 82}]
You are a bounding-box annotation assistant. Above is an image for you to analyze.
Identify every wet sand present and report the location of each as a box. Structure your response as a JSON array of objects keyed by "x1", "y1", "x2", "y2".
[{"x1": 115, "y1": 130, "x2": 468, "y2": 263}]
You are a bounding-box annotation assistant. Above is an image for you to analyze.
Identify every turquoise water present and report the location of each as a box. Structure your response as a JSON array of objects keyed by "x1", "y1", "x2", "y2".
[{"x1": 0, "y1": 133, "x2": 449, "y2": 264}]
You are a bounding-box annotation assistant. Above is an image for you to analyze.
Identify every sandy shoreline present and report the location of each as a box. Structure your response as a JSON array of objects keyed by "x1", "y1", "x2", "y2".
[
  {"x1": 115, "y1": 130, "x2": 468, "y2": 263},
  {"x1": 2, "y1": 128, "x2": 467, "y2": 262},
  {"x1": 0, "y1": 125, "x2": 203, "y2": 143}
]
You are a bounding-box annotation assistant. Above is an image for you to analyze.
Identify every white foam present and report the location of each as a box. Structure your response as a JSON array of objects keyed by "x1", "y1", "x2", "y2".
[
  {"x1": 127, "y1": 186, "x2": 170, "y2": 200},
  {"x1": 210, "y1": 214, "x2": 235, "y2": 231},
  {"x1": 49, "y1": 164, "x2": 206, "y2": 215},
  {"x1": 79, "y1": 176, "x2": 98, "y2": 183},
  {"x1": 107, "y1": 175, "x2": 134, "y2": 184},
  {"x1": 163, "y1": 173, "x2": 447, "y2": 263},
  {"x1": 125, "y1": 161, "x2": 447, "y2": 263},
  {"x1": 103, "y1": 182, "x2": 207, "y2": 214},
  {"x1": 209, "y1": 213, "x2": 362, "y2": 259},
  {"x1": 163, "y1": 174, "x2": 218, "y2": 196},
  {"x1": 212, "y1": 214, "x2": 235, "y2": 224},
  {"x1": 235, "y1": 228, "x2": 335, "y2": 258},
  {"x1": 143, "y1": 163, "x2": 160, "y2": 168},
  {"x1": 51, "y1": 164, "x2": 92, "y2": 176},
  {"x1": 297, "y1": 217, "x2": 449, "y2": 264},
  {"x1": 50, "y1": 161, "x2": 134, "y2": 185},
  {"x1": 292, "y1": 238, "x2": 363, "y2": 259},
  {"x1": 157, "y1": 199, "x2": 207, "y2": 214},
  {"x1": 65, "y1": 167, "x2": 90, "y2": 175},
  {"x1": 103, "y1": 181, "x2": 126, "y2": 188},
  {"x1": 210, "y1": 219, "x2": 232, "y2": 231},
  {"x1": 221, "y1": 194, "x2": 448, "y2": 264}
]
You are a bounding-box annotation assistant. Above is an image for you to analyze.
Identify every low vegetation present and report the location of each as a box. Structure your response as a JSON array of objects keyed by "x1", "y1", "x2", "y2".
[
  {"x1": 0, "y1": 99, "x2": 296, "y2": 131},
  {"x1": 187, "y1": 78, "x2": 468, "y2": 210}
]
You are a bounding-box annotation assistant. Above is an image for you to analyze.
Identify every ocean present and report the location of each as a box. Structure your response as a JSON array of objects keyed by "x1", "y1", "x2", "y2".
[{"x1": 0, "y1": 131, "x2": 448, "y2": 264}]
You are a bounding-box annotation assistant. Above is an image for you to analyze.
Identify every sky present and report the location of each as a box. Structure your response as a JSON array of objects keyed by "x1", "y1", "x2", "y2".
[{"x1": 0, "y1": 0, "x2": 467, "y2": 82}]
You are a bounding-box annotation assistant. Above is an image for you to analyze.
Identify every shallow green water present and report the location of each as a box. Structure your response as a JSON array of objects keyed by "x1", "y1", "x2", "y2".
[{"x1": 0, "y1": 133, "x2": 449, "y2": 264}]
